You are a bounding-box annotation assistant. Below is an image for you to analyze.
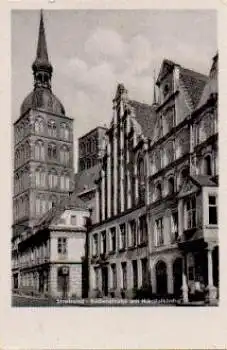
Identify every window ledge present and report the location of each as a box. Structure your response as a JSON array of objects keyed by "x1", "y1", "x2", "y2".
[{"x1": 205, "y1": 224, "x2": 218, "y2": 229}]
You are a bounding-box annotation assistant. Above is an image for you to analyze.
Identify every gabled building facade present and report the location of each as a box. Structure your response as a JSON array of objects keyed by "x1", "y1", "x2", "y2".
[{"x1": 88, "y1": 55, "x2": 218, "y2": 304}]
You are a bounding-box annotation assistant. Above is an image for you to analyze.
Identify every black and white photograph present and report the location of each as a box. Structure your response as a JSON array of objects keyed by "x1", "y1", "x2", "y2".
[{"x1": 11, "y1": 8, "x2": 218, "y2": 308}]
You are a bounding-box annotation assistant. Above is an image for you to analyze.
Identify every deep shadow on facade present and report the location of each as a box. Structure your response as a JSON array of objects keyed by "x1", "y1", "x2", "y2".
[{"x1": 12, "y1": 11, "x2": 218, "y2": 305}]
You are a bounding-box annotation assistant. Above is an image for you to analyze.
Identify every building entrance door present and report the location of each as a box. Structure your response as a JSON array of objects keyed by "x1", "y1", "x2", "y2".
[
  {"x1": 156, "y1": 261, "x2": 167, "y2": 296},
  {"x1": 102, "y1": 266, "x2": 108, "y2": 297},
  {"x1": 173, "y1": 258, "x2": 182, "y2": 298}
]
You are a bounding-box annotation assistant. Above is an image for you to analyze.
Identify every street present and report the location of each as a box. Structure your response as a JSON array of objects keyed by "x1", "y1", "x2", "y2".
[{"x1": 12, "y1": 294, "x2": 57, "y2": 307}]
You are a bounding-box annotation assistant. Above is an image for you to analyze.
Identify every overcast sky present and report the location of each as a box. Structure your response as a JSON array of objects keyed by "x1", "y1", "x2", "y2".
[{"x1": 12, "y1": 9, "x2": 217, "y2": 170}]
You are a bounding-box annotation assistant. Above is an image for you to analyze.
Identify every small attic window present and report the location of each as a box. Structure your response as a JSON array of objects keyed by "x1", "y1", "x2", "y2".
[{"x1": 71, "y1": 215, "x2": 77, "y2": 225}]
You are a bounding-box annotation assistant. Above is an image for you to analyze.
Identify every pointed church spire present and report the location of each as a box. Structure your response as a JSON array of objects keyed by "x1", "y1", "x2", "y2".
[
  {"x1": 32, "y1": 10, "x2": 53, "y2": 89},
  {"x1": 36, "y1": 10, "x2": 49, "y2": 63}
]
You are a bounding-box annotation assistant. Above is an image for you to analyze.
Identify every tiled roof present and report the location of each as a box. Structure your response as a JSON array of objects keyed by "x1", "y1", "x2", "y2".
[
  {"x1": 196, "y1": 54, "x2": 218, "y2": 110},
  {"x1": 74, "y1": 163, "x2": 101, "y2": 194},
  {"x1": 128, "y1": 100, "x2": 157, "y2": 139},
  {"x1": 179, "y1": 68, "x2": 208, "y2": 108},
  {"x1": 34, "y1": 193, "x2": 89, "y2": 230}
]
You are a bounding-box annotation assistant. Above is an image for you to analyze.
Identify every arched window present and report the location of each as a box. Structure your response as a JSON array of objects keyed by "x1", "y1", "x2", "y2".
[
  {"x1": 60, "y1": 145, "x2": 69, "y2": 165},
  {"x1": 204, "y1": 155, "x2": 212, "y2": 176},
  {"x1": 60, "y1": 173, "x2": 70, "y2": 191},
  {"x1": 137, "y1": 156, "x2": 145, "y2": 204},
  {"x1": 35, "y1": 140, "x2": 44, "y2": 161},
  {"x1": 179, "y1": 166, "x2": 189, "y2": 188},
  {"x1": 35, "y1": 168, "x2": 46, "y2": 187},
  {"x1": 48, "y1": 169, "x2": 58, "y2": 188},
  {"x1": 168, "y1": 177, "x2": 175, "y2": 195},
  {"x1": 48, "y1": 143, "x2": 57, "y2": 160},
  {"x1": 34, "y1": 116, "x2": 44, "y2": 134},
  {"x1": 155, "y1": 182, "x2": 162, "y2": 201},
  {"x1": 60, "y1": 123, "x2": 69, "y2": 140},
  {"x1": 36, "y1": 196, "x2": 41, "y2": 215},
  {"x1": 48, "y1": 120, "x2": 57, "y2": 137}
]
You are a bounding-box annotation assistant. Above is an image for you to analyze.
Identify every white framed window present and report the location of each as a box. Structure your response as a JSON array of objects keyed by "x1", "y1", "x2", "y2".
[
  {"x1": 71, "y1": 215, "x2": 77, "y2": 225},
  {"x1": 57, "y1": 237, "x2": 67, "y2": 256},
  {"x1": 208, "y1": 195, "x2": 218, "y2": 225}
]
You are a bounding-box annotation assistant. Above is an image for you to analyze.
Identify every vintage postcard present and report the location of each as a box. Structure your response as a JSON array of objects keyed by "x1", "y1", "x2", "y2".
[{"x1": 1, "y1": 0, "x2": 227, "y2": 349}]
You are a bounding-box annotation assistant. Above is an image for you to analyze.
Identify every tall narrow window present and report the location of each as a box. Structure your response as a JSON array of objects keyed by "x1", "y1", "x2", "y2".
[
  {"x1": 119, "y1": 223, "x2": 126, "y2": 250},
  {"x1": 93, "y1": 234, "x2": 98, "y2": 256},
  {"x1": 48, "y1": 143, "x2": 57, "y2": 160},
  {"x1": 121, "y1": 262, "x2": 127, "y2": 290},
  {"x1": 101, "y1": 231, "x2": 106, "y2": 254},
  {"x1": 35, "y1": 141, "x2": 44, "y2": 161},
  {"x1": 168, "y1": 177, "x2": 175, "y2": 195},
  {"x1": 138, "y1": 156, "x2": 145, "y2": 204},
  {"x1": 48, "y1": 120, "x2": 57, "y2": 137},
  {"x1": 170, "y1": 212, "x2": 178, "y2": 243},
  {"x1": 60, "y1": 145, "x2": 69, "y2": 165},
  {"x1": 139, "y1": 215, "x2": 148, "y2": 245},
  {"x1": 209, "y1": 195, "x2": 218, "y2": 225},
  {"x1": 204, "y1": 155, "x2": 212, "y2": 176},
  {"x1": 111, "y1": 264, "x2": 117, "y2": 289},
  {"x1": 57, "y1": 237, "x2": 67, "y2": 256},
  {"x1": 110, "y1": 227, "x2": 116, "y2": 252},
  {"x1": 185, "y1": 196, "x2": 196, "y2": 229},
  {"x1": 132, "y1": 260, "x2": 138, "y2": 289},
  {"x1": 155, "y1": 218, "x2": 164, "y2": 246},
  {"x1": 141, "y1": 258, "x2": 149, "y2": 287}
]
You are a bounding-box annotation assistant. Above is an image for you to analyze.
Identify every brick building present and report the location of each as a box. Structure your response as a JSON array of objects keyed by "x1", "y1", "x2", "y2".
[
  {"x1": 88, "y1": 54, "x2": 218, "y2": 304},
  {"x1": 78, "y1": 127, "x2": 107, "y2": 172},
  {"x1": 12, "y1": 11, "x2": 90, "y2": 299}
]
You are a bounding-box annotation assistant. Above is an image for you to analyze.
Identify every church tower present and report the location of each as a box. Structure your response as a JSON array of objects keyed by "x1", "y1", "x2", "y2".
[{"x1": 13, "y1": 11, "x2": 74, "y2": 235}]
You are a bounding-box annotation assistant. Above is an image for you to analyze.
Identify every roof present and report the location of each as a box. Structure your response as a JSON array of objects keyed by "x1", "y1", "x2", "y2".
[
  {"x1": 196, "y1": 53, "x2": 218, "y2": 110},
  {"x1": 191, "y1": 175, "x2": 218, "y2": 187},
  {"x1": 74, "y1": 163, "x2": 101, "y2": 194},
  {"x1": 21, "y1": 87, "x2": 65, "y2": 116},
  {"x1": 128, "y1": 100, "x2": 157, "y2": 139},
  {"x1": 179, "y1": 67, "x2": 208, "y2": 108},
  {"x1": 34, "y1": 194, "x2": 89, "y2": 230},
  {"x1": 32, "y1": 10, "x2": 52, "y2": 74}
]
